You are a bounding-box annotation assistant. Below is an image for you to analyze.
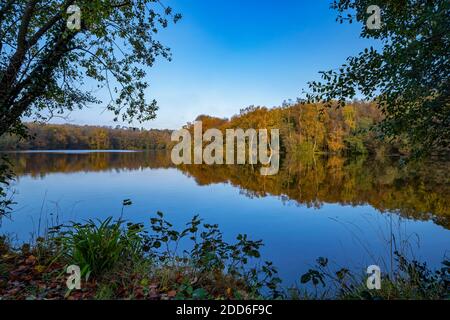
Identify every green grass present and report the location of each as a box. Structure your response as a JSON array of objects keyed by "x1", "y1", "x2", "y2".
[{"x1": 58, "y1": 217, "x2": 144, "y2": 278}]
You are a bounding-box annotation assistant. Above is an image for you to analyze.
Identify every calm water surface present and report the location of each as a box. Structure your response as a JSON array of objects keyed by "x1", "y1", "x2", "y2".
[{"x1": 1, "y1": 151, "x2": 449, "y2": 286}]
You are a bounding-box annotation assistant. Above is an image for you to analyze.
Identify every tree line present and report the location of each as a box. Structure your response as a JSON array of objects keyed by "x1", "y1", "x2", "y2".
[
  {"x1": 186, "y1": 100, "x2": 405, "y2": 156},
  {"x1": 0, "y1": 123, "x2": 172, "y2": 151},
  {"x1": 1, "y1": 101, "x2": 409, "y2": 155}
]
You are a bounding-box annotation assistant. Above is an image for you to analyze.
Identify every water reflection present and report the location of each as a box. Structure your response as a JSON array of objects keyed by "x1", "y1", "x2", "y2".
[{"x1": 6, "y1": 151, "x2": 450, "y2": 229}]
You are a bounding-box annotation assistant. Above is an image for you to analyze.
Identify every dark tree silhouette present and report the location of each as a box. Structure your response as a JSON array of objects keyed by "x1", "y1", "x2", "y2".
[
  {"x1": 0, "y1": 0, "x2": 181, "y2": 138},
  {"x1": 306, "y1": 0, "x2": 449, "y2": 156}
]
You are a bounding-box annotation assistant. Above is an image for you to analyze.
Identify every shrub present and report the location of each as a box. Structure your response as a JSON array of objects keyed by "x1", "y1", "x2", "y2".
[
  {"x1": 53, "y1": 211, "x2": 282, "y2": 299},
  {"x1": 297, "y1": 252, "x2": 450, "y2": 300},
  {"x1": 146, "y1": 213, "x2": 282, "y2": 298},
  {"x1": 59, "y1": 217, "x2": 145, "y2": 277}
]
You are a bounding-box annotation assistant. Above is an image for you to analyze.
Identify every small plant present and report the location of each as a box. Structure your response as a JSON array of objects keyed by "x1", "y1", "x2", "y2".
[
  {"x1": 59, "y1": 217, "x2": 145, "y2": 277},
  {"x1": 146, "y1": 212, "x2": 282, "y2": 298},
  {"x1": 297, "y1": 253, "x2": 449, "y2": 300}
]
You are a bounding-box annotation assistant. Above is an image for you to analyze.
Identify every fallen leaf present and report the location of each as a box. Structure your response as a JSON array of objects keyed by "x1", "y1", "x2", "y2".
[
  {"x1": 167, "y1": 290, "x2": 177, "y2": 298},
  {"x1": 25, "y1": 255, "x2": 37, "y2": 265}
]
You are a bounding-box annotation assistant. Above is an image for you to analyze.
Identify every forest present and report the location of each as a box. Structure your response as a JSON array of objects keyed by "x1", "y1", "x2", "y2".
[
  {"x1": 0, "y1": 101, "x2": 408, "y2": 157},
  {"x1": 185, "y1": 101, "x2": 408, "y2": 157},
  {"x1": 0, "y1": 123, "x2": 172, "y2": 151}
]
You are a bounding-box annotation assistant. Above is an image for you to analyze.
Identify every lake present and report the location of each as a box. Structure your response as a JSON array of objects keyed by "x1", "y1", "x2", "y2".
[{"x1": 1, "y1": 151, "x2": 449, "y2": 287}]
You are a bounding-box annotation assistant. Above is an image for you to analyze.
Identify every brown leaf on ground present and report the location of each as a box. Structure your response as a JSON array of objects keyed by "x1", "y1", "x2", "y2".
[
  {"x1": 148, "y1": 284, "x2": 160, "y2": 300},
  {"x1": 134, "y1": 286, "x2": 144, "y2": 298},
  {"x1": 167, "y1": 290, "x2": 177, "y2": 298},
  {"x1": 25, "y1": 255, "x2": 37, "y2": 265},
  {"x1": 175, "y1": 273, "x2": 184, "y2": 284}
]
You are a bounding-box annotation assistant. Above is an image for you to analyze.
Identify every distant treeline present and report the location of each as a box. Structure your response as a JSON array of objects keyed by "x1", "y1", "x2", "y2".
[
  {"x1": 1, "y1": 101, "x2": 405, "y2": 154},
  {"x1": 187, "y1": 101, "x2": 406, "y2": 156},
  {"x1": 0, "y1": 123, "x2": 173, "y2": 150}
]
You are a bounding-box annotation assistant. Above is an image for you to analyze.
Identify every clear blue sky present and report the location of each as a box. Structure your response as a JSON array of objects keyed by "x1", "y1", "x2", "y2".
[{"x1": 54, "y1": 0, "x2": 377, "y2": 130}]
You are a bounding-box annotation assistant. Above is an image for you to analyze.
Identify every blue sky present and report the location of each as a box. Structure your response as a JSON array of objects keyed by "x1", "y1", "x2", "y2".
[{"x1": 54, "y1": 0, "x2": 377, "y2": 129}]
